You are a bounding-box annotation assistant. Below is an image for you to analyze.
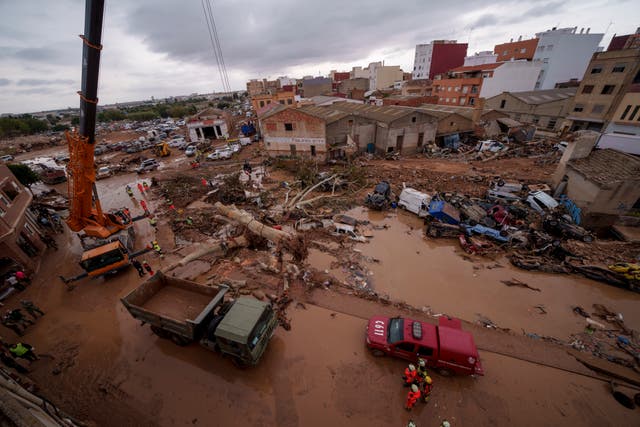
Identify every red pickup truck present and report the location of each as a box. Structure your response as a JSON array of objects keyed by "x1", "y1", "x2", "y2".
[{"x1": 366, "y1": 315, "x2": 484, "y2": 376}]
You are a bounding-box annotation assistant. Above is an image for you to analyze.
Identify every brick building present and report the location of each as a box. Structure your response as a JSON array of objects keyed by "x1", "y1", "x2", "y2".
[
  {"x1": 0, "y1": 164, "x2": 45, "y2": 274},
  {"x1": 338, "y1": 78, "x2": 369, "y2": 99},
  {"x1": 401, "y1": 79, "x2": 433, "y2": 96},
  {"x1": 433, "y1": 63, "x2": 502, "y2": 106},
  {"x1": 494, "y1": 37, "x2": 539, "y2": 62},
  {"x1": 300, "y1": 77, "x2": 333, "y2": 98},
  {"x1": 485, "y1": 87, "x2": 576, "y2": 131},
  {"x1": 568, "y1": 48, "x2": 640, "y2": 132},
  {"x1": 412, "y1": 40, "x2": 468, "y2": 80},
  {"x1": 186, "y1": 108, "x2": 231, "y2": 142},
  {"x1": 382, "y1": 95, "x2": 438, "y2": 107},
  {"x1": 251, "y1": 91, "x2": 296, "y2": 111}
]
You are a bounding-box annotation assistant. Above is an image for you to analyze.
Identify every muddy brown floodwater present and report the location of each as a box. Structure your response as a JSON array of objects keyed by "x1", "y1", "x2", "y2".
[{"x1": 337, "y1": 207, "x2": 640, "y2": 339}]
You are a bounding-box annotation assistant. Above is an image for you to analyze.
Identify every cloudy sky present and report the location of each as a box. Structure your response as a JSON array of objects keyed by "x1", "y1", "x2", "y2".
[{"x1": 0, "y1": 0, "x2": 636, "y2": 114}]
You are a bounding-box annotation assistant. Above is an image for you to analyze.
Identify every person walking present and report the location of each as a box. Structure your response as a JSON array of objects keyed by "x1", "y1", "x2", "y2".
[
  {"x1": 131, "y1": 259, "x2": 145, "y2": 277},
  {"x1": 422, "y1": 376, "x2": 433, "y2": 403},
  {"x1": 140, "y1": 200, "x2": 149, "y2": 215},
  {"x1": 149, "y1": 216, "x2": 157, "y2": 227},
  {"x1": 151, "y1": 241, "x2": 163, "y2": 256},
  {"x1": 142, "y1": 260, "x2": 154, "y2": 276},
  {"x1": 6, "y1": 274, "x2": 23, "y2": 291},
  {"x1": 137, "y1": 182, "x2": 145, "y2": 195},
  {"x1": 143, "y1": 181, "x2": 150, "y2": 192},
  {"x1": 417, "y1": 358, "x2": 428, "y2": 382},
  {"x1": 403, "y1": 364, "x2": 418, "y2": 387},
  {"x1": 405, "y1": 384, "x2": 421, "y2": 411},
  {"x1": 9, "y1": 342, "x2": 38, "y2": 362},
  {"x1": 125, "y1": 185, "x2": 134, "y2": 197},
  {"x1": 20, "y1": 301, "x2": 44, "y2": 319}
]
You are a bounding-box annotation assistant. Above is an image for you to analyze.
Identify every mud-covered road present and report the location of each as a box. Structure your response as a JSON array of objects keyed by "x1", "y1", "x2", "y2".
[{"x1": 5, "y1": 146, "x2": 640, "y2": 426}]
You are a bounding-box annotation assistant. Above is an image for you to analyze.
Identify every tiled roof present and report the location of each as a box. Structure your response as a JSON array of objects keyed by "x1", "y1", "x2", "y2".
[
  {"x1": 328, "y1": 102, "x2": 423, "y2": 123},
  {"x1": 449, "y1": 63, "x2": 503, "y2": 73},
  {"x1": 569, "y1": 149, "x2": 640, "y2": 188},
  {"x1": 508, "y1": 87, "x2": 577, "y2": 105},
  {"x1": 298, "y1": 105, "x2": 351, "y2": 123}
]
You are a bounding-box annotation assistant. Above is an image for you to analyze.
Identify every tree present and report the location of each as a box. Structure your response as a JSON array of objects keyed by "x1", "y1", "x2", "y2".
[
  {"x1": 7, "y1": 163, "x2": 40, "y2": 191},
  {"x1": 169, "y1": 106, "x2": 188, "y2": 118},
  {"x1": 71, "y1": 116, "x2": 80, "y2": 126},
  {"x1": 217, "y1": 101, "x2": 231, "y2": 110}
]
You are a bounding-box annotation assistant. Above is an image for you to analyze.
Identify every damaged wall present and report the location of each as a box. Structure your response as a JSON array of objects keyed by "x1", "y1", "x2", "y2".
[{"x1": 262, "y1": 108, "x2": 326, "y2": 158}]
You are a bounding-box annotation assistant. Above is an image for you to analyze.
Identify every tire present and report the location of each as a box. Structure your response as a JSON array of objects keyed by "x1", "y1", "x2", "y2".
[
  {"x1": 169, "y1": 333, "x2": 191, "y2": 346},
  {"x1": 437, "y1": 367, "x2": 453, "y2": 377},
  {"x1": 370, "y1": 349, "x2": 385, "y2": 357},
  {"x1": 150, "y1": 326, "x2": 170, "y2": 339}
]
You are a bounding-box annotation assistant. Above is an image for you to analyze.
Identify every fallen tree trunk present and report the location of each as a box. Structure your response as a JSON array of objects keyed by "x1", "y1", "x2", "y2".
[
  {"x1": 164, "y1": 236, "x2": 248, "y2": 272},
  {"x1": 214, "y1": 202, "x2": 307, "y2": 262},
  {"x1": 214, "y1": 202, "x2": 293, "y2": 242}
]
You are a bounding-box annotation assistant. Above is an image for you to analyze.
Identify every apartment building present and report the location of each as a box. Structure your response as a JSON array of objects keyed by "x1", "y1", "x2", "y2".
[
  {"x1": 412, "y1": 40, "x2": 468, "y2": 80},
  {"x1": 251, "y1": 91, "x2": 296, "y2": 112},
  {"x1": 494, "y1": 37, "x2": 539, "y2": 62}
]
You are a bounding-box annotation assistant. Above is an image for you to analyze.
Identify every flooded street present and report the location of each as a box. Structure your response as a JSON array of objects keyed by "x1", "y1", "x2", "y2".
[{"x1": 345, "y1": 207, "x2": 640, "y2": 339}]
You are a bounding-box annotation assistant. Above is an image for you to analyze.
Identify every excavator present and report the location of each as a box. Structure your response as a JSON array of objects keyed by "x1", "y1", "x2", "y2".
[
  {"x1": 60, "y1": 0, "x2": 150, "y2": 285},
  {"x1": 155, "y1": 141, "x2": 171, "y2": 157}
]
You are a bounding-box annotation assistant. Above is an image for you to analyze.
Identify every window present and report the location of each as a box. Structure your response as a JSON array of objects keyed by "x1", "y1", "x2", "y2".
[
  {"x1": 503, "y1": 50, "x2": 508, "y2": 55},
  {"x1": 471, "y1": 86, "x2": 479, "y2": 94},
  {"x1": 520, "y1": 48, "x2": 526, "y2": 54},
  {"x1": 542, "y1": 58, "x2": 549, "y2": 63},
  {"x1": 462, "y1": 86, "x2": 469, "y2": 94},
  {"x1": 0, "y1": 194, "x2": 8, "y2": 206},
  {"x1": 287, "y1": 98, "x2": 293, "y2": 105},
  {"x1": 629, "y1": 106, "x2": 640, "y2": 121},
  {"x1": 310, "y1": 145, "x2": 316, "y2": 157},
  {"x1": 573, "y1": 104, "x2": 584, "y2": 112},
  {"x1": 454, "y1": 87, "x2": 460, "y2": 92},
  {"x1": 445, "y1": 98, "x2": 450, "y2": 102},
  {"x1": 546, "y1": 44, "x2": 553, "y2": 51},
  {"x1": 469, "y1": 98, "x2": 475, "y2": 106},
  {"x1": 284, "y1": 123, "x2": 294, "y2": 131},
  {"x1": 592, "y1": 104, "x2": 605, "y2": 114},
  {"x1": 267, "y1": 100, "x2": 271, "y2": 104},
  {"x1": 417, "y1": 132, "x2": 424, "y2": 148},
  {"x1": 612, "y1": 63, "x2": 626, "y2": 73},
  {"x1": 500, "y1": 100, "x2": 506, "y2": 109},
  {"x1": 0, "y1": 206, "x2": 5, "y2": 217},
  {"x1": 278, "y1": 100, "x2": 285, "y2": 105},
  {"x1": 418, "y1": 346, "x2": 434, "y2": 357},
  {"x1": 582, "y1": 85, "x2": 594, "y2": 94},
  {"x1": 348, "y1": 119, "x2": 353, "y2": 126},
  {"x1": 547, "y1": 119, "x2": 557, "y2": 129},
  {"x1": 447, "y1": 87, "x2": 452, "y2": 92},
  {"x1": 2, "y1": 184, "x2": 18, "y2": 201},
  {"x1": 620, "y1": 105, "x2": 632, "y2": 120},
  {"x1": 538, "y1": 46, "x2": 545, "y2": 52},
  {"x1": 591, "y1": 66, "x2": 603, "y2": 74},
  {"x1": 395, "y1": 342, "x2": 415, "y2": 353},
  {"x1": 411, "y1": 116, "x2": 417, "y2": 123},
  {"x1": 459, "y1": 97, "x2": 466, "y2": 105},
  {"x1": 259, "y1": 100, "x2": 265, "y2": 108},
  {"x1": 601, "y1": 85, "x2": 615, "y2": 95}
]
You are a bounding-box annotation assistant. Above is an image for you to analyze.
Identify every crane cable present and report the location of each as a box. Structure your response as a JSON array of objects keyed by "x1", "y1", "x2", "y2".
[{"x1": 201, "y1": 0, "x2": 231, "y2": 93}]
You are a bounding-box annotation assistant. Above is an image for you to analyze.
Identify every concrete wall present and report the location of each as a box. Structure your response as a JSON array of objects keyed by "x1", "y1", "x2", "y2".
[
  {"x1": 437, "y1": 114, "x2": 473, "y2": 136},
  {"x1": 552, "y1": 130, "x2": 600, "y2": 186},
  {"x1": 485, "y1": 92, "x2": 575, "y2": 130},
  {"x1": 262, "y1": 109, "x2": 326, "y2": 158},
  {"x1": 378, "y1": 113, "x2": 437, "y2": 154},
  {"x1": 533, "y1": 28, "x2": 603, "y2": 90},
  {"x1": 480, "y1": 61, "x2": 542, "y2": 99},
  {"x1": 374, "y1": 66, "x2": 404, "y2": 90},
  {"x1": 464, "y1": 51, "x2": 497, "y2": 66}
]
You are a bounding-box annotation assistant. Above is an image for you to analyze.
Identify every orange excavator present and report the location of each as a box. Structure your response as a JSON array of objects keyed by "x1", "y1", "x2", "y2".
[{"x1": 60, "y1": 0, "x2": 150, "y2": 285}]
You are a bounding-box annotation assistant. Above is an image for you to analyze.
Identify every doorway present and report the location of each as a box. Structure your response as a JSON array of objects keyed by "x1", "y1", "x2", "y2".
[{"x1": 396, "y1": 134, "x2": 404, "y2": 152}]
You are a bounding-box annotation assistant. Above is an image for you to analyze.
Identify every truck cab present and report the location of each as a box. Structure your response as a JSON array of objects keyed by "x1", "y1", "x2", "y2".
[
  {"x1": 366, "y1": 315, "x2": 483, "y2": 376},
  {"x1": 203, "y1": 297, "x2": 278, "y2": 366}
]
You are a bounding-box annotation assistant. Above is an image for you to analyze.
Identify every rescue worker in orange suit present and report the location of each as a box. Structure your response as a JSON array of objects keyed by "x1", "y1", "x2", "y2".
[
  {"x1": 402, "y1": 363, "x2": 418, "y2": 387},
  {"x1": 405, "y1": 384, "x2": 421, "y2": 411},
  {"x1": 422, "y1": 376, "x2": 433, "y2": 402}
]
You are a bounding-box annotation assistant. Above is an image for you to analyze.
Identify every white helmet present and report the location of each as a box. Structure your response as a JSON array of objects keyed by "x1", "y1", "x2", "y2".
[
  {"x1": 411, "y1": 384, "x2": 419, "y2": 392},
  {"x1": 442, "y1": 421, "x2": 451, "y2": 427},
  {"x1": 418, "y1": 358, "x2": 426, "y2": 367},
  {"x1": 408, "y1": 364, "x2": 416, "y2": 371}
]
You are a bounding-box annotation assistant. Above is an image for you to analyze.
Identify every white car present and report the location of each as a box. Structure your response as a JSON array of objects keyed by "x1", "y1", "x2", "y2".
[
  {"x1": 207, "y1": 148, "x2": 233, "y2": 160},
  {"x1": 227, "y1": 143, "x2": 240, "y2": 153},
  {"x1": 96, "y1": 166, "x2": 112, "y2": 180},
  {"x1": 168, "y1": 139, "x2": 187, "y2": 149},
  {"x1": 185, "y1": 145, "x2": 197, "y2": 157}
]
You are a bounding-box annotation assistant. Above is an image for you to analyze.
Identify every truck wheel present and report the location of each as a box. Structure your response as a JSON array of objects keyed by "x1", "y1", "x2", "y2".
[
  {"x1": 169, "y1": 333, "x2": 191, "y2": 346},
  {"x1": 370, "y1": 349, "x2": 385, "y2": 357},
  {"x1": 150, "y1": 326, "x2": 170, "y2": 339},
  {"x1": 437, "y1": 368, "x2": 453, "y2": 377}
]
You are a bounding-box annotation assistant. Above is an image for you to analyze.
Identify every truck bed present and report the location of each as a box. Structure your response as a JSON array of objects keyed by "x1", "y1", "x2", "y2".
[{"x1": 121, "y1": 272, "x2": 227, "y2": 341}]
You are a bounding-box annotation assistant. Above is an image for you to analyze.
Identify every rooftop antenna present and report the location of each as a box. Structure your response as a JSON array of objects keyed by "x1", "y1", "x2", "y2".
[{"x1": 605, "y1": 21, "x2": 614, "y2": 34}]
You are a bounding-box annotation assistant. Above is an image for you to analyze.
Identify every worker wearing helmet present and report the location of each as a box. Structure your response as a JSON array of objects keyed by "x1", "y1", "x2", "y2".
[
  {"x1": 441, "y1": 420, "x2": 451, "y2": 427},
  {"x1": 405, "y1": 384, "x2": 421, "y2": 411},
  {"x1": 422, "y1": 375, "x2": 433, "y2": 403},
  {"x1": 417, "y1": 358, "x2": 428, "y2": 381},
  {"x1": 125, "y1": 185, "x2": 133, "y2": 197},
  {"x1": 402, "y1": 364, "x2": 418, "y2": 386}
]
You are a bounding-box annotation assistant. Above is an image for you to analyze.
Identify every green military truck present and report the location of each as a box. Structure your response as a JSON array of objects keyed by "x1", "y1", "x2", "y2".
[{"x1": 121, "y1": 272, "x2": 278, "y2": 366}]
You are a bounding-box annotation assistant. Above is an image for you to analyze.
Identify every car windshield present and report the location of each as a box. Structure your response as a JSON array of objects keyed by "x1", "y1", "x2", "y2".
[{"x1": 388, "y1": 318, "x2": 404, "y2": 343}]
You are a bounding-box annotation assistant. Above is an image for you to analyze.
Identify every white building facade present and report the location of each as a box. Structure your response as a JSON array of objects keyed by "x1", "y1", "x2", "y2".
[
  {"x1": 480, "y1": 61, "x2": 543, "y2": 99},
  {"x1": 277, "y1": 76, "x2": 297, "y2": 87},
  {"x1": 412, "y1": 43, "x2": 434, "y2": 80},
  {"x1": 533, "y1": 27, "x2": 603, "y2": 90},
  {"x1": 463, "y1": 51, "x2": 498, "y2": 67}
]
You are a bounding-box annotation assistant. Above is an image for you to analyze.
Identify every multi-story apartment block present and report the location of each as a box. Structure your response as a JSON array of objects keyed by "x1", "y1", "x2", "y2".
[{"x1": 412, "y1": 40, "x2": 468, "y2": 80}]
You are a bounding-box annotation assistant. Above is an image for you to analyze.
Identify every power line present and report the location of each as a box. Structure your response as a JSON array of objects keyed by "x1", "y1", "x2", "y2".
[{"x1": 201, "y1": 0, "x2": 230, "y2": 93}]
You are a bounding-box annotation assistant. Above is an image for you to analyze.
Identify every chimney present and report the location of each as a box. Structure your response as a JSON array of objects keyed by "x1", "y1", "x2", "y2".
[
  {"x1": 586, "y1": 28, "x2": 590, "y2": 34},
  {"x1": 472, "y1": 98, "x2": 485, "y2": 123},
  {"x1": 518, "y1": 35, "x2": 522, "y2": 41}
]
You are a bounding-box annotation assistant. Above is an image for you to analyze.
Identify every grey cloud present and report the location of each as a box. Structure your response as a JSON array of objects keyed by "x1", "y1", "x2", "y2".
[
  {"x1": 0, "y1": 79, "x2": 11, "y2": 86},
  {"x1": 471, "y1": 14, "x2": 501, "y2": 29},
  {"x1": 117, "y1": 0, "x2": 513, "y2": 75},
  {"x1": 524, "y1": 1, "x2": 565, "y2": 18},
  {"x1": 16, "y1": 79, "x2": 75, "y2": 87}
]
